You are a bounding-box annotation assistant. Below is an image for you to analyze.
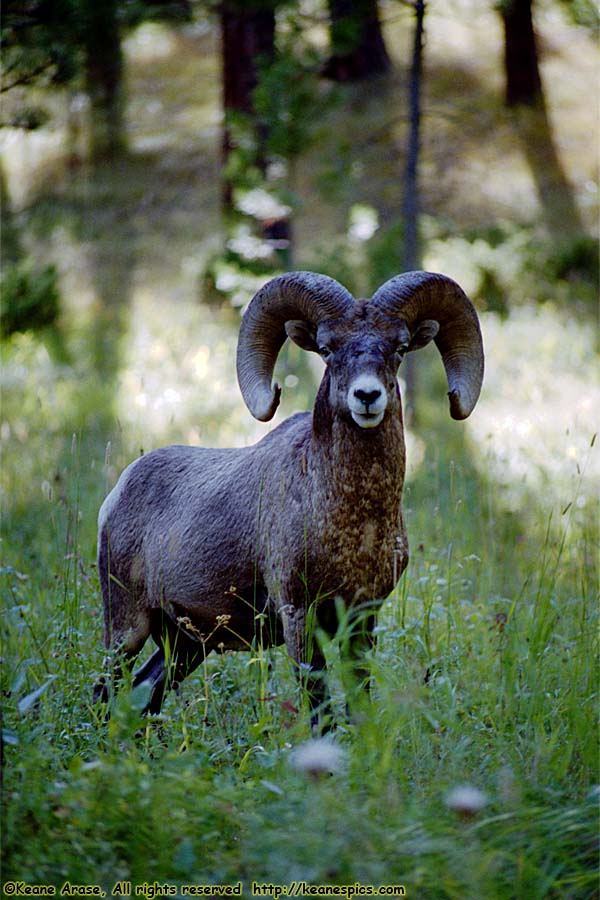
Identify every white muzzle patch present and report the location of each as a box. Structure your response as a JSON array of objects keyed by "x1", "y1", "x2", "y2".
[{"x1": 347, "y1": 375, "x2": 388, "y2": 429}]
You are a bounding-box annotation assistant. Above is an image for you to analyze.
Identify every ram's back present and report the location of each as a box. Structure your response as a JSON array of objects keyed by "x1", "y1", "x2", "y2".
[{"x1": 97, "y1": 414, "x2": 313, "y2": 635}]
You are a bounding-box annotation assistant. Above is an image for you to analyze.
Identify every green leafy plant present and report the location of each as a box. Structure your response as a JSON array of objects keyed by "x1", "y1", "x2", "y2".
[{"x1": 0, "y1": 262, "x2": 60, "y2": 337}]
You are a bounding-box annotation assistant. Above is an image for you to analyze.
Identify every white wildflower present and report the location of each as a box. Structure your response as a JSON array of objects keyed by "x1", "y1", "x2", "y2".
[
  {"x1": 289, "y1": 738, "x2": 347, "y2": 778},
  {"x1": 445, "y1": 784, "x2": 488, "y2": 818}
]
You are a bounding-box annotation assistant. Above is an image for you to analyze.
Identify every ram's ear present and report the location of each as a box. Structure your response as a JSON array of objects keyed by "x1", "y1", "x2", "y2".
[
  {"x1": 285, "y1": 320, "x2": 319, "y2": 353},
  {"x1": 408, "y1": 319, "x2": 440, "y2": 352}
]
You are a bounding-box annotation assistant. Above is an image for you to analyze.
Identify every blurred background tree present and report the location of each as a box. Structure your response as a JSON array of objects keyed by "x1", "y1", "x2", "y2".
[
  {"x1": 400, "y1": 0, "x2": 426, "y2": 422},
  {"x1": 80, "y1": 0, "x2": 125, "y2": 160},
  {"x1": 220, "y1": 0, "x2": 277, "y2": 210},
  {"x1": 1, "y1": 0, "x2": 80, "y2": 128},
  {"x1": 498, "y1": 0, "x2": 543, "y2": 107},
  {"x1": 322, "y1": 0, "x2": 390, "y2": 81},
  {"x1": 0, "y1": 0, "x2": 193, "y2": 339},
  {"x1": 1, "y1": 0, "x2": 597, "y2": 334},
  {"x1": 1, "y1": 0, "x2": 191, "y2": 155}
]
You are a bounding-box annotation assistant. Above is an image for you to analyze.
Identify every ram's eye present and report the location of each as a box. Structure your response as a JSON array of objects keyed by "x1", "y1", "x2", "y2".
[
  {"x1": 395, "y1": 345, "x2": 408, "y2": 363},
  {"x1": 319, "y1": 345, "x2": 332, "y2": 359}
]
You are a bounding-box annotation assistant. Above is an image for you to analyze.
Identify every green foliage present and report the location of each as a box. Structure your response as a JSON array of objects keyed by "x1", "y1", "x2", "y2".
[
  {"x1": 304, "y1": 211, "x2": 599, "y2": 316},
  {"x1": 368, "y1": 218, "x2": 406, "y2": 289},
  {"x1": 542, "y1": 233, "x2": 599, "y2": 284},
  {"x1": 203, "y1": 183, "x2": 292, "y2": 306},
  {"x1": 212, "y1": 15, "x2": 338, "y2": 306},
  {"x1": 2, "y1": 317, "x2": 598, "y2": 892},
  {"x1": 559, "y1": 0, "x2": 600, "y2": 32},
  {"x1": 0, "y1": 262, "x2": 60, "y2": 337},
  {"x1": 120, "y1": 0, "x2": 193, "y2": 28},
  {"x1": 253, "y1": 29, "x2": 327, "y2": 164},
  {"x1": 2, "y1": 104, "x2": 51, "y2": 130},
  {"x1": 0, "y1": 0, "x2": 191, "y2": 96},
  {"x1": 222, "y1": 111, "x2": 265, "y2": 195},
  {"x1": 0, "y1": 0, "x2": 82, "y2": 91},
  {"x1": 304, "y1": 233, "x2": 362, "y2": 297},
  {"x1": 421, "y1": 221, "x2": 598, "y2": 314}
]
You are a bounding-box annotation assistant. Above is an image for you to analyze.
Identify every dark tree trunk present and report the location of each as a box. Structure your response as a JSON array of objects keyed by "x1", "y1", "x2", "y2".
[
  {"x1": 0, "y1": 165, "x2": 21, "y2": 268},
  {"x1": 402, "y1": 0, "x2": 425, "y2": 275},
  {"x1": 220, "y1": 1, "x2": 276, "y2": 210},
  {"x1": 323, "y1": 0, "x2": 391, "y2": 82},
  {"x1": 401, "y1": 0, "x2": 426, "y2": 424},
  {"x1": 501, "y1": 0, "x2": 543, "y2": 107},
  {"x1": 82, "y1": 0, "x2": 125, "y2": 160}
]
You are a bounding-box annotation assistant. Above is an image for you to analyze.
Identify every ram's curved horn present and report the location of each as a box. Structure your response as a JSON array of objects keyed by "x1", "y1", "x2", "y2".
[
  {"x1": 372, "y1": 271, "x2": 484, "y2": 419},
  {"x1": 237, "y1": 271, "x2": 354, "y2": 421}
]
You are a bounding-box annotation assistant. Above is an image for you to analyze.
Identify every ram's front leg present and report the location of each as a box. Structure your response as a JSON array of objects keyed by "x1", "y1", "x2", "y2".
[
  {"x1": 315, "y1": 597, "x2": 376, "y2": 720},
  {"x1": 341, "y1": 609, "x2": 376, "y2": 716},
  {"x1": 280, "y1": 602, "x2": 331, "y2": 730}
]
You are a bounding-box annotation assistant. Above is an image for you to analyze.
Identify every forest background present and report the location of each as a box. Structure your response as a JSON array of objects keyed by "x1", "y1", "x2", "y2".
[{"x1": 1, "y1": 1, "x2": 599, "y2": 897}]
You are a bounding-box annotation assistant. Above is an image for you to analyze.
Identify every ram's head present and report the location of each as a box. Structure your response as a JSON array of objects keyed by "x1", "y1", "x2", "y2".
[{"x1": 236, "y1": 270, "x2": 484, "y2": 427}]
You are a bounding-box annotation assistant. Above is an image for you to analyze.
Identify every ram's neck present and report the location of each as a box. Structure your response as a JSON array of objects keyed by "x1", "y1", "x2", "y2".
[
  {"x1": 308, "y1": 383, "x2": 406, "y2": 512},
  {"x1": 302, "y1": 384, "x2": 407, "y2": 601}
]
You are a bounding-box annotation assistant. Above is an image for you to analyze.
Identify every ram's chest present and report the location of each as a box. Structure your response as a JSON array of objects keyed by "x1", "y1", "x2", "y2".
[{"x1": 307, "y1": 460, "x2": 406, "y2": 602}]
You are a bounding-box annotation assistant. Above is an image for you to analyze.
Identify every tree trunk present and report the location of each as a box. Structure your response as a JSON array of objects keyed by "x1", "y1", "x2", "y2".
[
  {"x1": 323, "y1": 0, "x2": 391, "y2": 82},
  {"x1": 0, "y1": 164, "x2": 21, "y2": 268},
  {"x1": 501, "y1": 0, "x2": 543, "y2": 107},
  {"x1": 401, "y1": 0, "x2": 426, "y2": 424},
  {"x1": 82, "y1": 0, "x2": 125, "y2": 161},
  {"x1": 220, "y1": 1, "x2": 276, "y2": 210}
]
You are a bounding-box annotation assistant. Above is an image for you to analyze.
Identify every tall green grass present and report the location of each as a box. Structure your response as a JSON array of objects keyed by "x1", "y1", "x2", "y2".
[{"x1": 2, "y1": 353, "x2": 597, "y2": 897}]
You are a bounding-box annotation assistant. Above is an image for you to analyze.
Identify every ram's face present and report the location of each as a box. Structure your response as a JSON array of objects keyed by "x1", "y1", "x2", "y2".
[
  {"x1": 285, "y1": 303, "x2": 440, "y2": 431},
  {"x1": 315, "y1": 312, "x2": 410, "y2": 429}
]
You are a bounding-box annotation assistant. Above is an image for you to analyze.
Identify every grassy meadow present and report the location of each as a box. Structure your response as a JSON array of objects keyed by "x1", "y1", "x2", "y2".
[{"x1": 1, "y1": 3, "x2": 599, "y2": 898}]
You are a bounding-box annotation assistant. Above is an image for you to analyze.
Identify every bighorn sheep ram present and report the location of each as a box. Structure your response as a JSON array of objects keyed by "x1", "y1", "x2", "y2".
[{"x1": 95, "y1": 270, "x2": 484, "y2": 721}]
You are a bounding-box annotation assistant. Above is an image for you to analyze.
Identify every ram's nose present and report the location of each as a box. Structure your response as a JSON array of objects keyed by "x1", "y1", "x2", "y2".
[
  {"x1": 353, "y1": 387, "x2": 382, "y2": 410},
  {"x1": 347, "y1": 375, "x2": 387, "y2": 428}
]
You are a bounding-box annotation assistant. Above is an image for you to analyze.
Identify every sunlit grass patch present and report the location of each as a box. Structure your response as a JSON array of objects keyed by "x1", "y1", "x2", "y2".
[
  {"x1": 113, "y1": 289, "x2": 268, "y2": 449},
  {"x1": 471, "y1": 305, "x2": 599, "y2": 517}
]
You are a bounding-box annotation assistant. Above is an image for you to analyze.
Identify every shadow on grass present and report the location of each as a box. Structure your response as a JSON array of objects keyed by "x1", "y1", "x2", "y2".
[{"x1": 512, "y1": 95, "x2": 584, "y2": 238}]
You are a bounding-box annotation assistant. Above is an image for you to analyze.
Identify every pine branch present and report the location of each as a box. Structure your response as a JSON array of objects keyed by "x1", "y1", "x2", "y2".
[{"x1": 1, "y1": 60, "x2": 53, "y2": 94}]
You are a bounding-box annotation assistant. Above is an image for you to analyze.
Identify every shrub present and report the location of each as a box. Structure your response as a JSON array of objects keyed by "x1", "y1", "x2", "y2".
[{"x1": 1, "y1": 262, "x2": 60, "y2": 337}]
